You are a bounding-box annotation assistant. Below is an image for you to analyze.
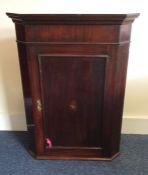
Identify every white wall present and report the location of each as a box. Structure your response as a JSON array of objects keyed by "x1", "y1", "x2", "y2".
[{"x1": 0, "y1": 0, "x2": 148, "y2": 133}]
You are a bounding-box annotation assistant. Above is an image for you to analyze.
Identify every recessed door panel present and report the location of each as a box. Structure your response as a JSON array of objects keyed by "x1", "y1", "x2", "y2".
[{"x1": 38, "y1": 55, "x2": 107, "y2": 151}]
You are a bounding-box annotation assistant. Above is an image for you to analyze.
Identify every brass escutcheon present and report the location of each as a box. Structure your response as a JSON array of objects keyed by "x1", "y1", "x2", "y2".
[{"x1": 36, "y1": 99, "x2": 42, "y2": 112}]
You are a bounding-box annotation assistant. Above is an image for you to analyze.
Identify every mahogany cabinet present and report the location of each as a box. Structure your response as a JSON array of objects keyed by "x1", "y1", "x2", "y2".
[{"x1": 6, "y1": 13, "x2": 139, "y2": 160}]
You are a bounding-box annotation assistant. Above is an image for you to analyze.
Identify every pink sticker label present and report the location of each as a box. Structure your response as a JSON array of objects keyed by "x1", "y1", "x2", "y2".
[{"x1": 46, "y1": 138, "x2": 52, "y2": 148}]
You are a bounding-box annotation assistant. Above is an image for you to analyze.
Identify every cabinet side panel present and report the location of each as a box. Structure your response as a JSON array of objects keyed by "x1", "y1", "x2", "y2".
[
  {"x1": 109, "y1": 24, "x2": 132, "y2": 155},
  {"x1": 15, "y1": 24, "x2": 35, "y2": 152},
  {"x1": 111, "y1": 44, "x2": 130, "y2": 154}
]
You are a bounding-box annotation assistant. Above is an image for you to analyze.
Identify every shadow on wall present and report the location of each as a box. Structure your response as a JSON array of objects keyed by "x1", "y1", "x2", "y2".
[
  {"x1": 0, "y1": 37, "x2": 27, "y2": 130},
  {"x1": 124, "y1": 76, "x2": 148, "y2": 116}
]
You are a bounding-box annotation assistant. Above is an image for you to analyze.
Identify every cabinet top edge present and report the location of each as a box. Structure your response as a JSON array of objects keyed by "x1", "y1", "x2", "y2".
[{"x1": 6, "y1": 13, "x2": 139, "y2": 25}]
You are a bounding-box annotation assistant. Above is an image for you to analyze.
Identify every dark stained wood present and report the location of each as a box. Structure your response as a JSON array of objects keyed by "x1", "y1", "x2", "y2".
[
  {"x1": 6, "y1": 13, "x2": 139, "y2": 24},
  {"x1": 39, "y1": 55, "x2": 106, "y2": 149},
  {"x1": 6, "y1": 13, "x2": 139, "y2": 160},
  {"x1": 25, "y1": 25, "x2": 116, "y2": 43},
  {"x1": 14, "y1": 23, "x2": 35, "y2": 152}
]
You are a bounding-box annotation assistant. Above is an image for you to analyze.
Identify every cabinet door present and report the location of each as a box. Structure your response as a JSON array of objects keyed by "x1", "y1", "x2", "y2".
[{"x1": 37, "y1": 54, "x2": 108, "y2": 157}]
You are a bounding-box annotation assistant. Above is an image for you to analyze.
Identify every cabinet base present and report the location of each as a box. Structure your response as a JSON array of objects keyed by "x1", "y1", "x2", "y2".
[{"x1": 28, "y1": 150, "x2": 119, "y2": 161}]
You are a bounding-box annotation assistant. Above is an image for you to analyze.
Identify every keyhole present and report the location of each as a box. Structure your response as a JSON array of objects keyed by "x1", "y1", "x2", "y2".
[{"x1": 68, "y1": 100, "x2": 77, "y2": 111}]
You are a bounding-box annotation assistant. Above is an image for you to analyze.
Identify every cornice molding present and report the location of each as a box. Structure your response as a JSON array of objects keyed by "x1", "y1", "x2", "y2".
[{"x1": 6, "y1": 13, "x2": 140, "y2": 25}]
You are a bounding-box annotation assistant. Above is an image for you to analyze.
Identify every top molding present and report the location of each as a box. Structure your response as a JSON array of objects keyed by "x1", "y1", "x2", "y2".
[{"x1": 6, "y1": 13, "x2": 139, "y2": 25}]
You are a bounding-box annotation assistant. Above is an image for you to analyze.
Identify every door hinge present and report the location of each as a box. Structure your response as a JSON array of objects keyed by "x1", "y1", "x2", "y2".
[{"x1": 36, "y1": 99, "x2": 42, "y2": 112}]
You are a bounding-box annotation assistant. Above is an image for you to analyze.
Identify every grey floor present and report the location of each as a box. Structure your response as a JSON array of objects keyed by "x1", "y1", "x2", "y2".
[{"x1": 0, "y1": 131, "x2": 148, "y2": 175}]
